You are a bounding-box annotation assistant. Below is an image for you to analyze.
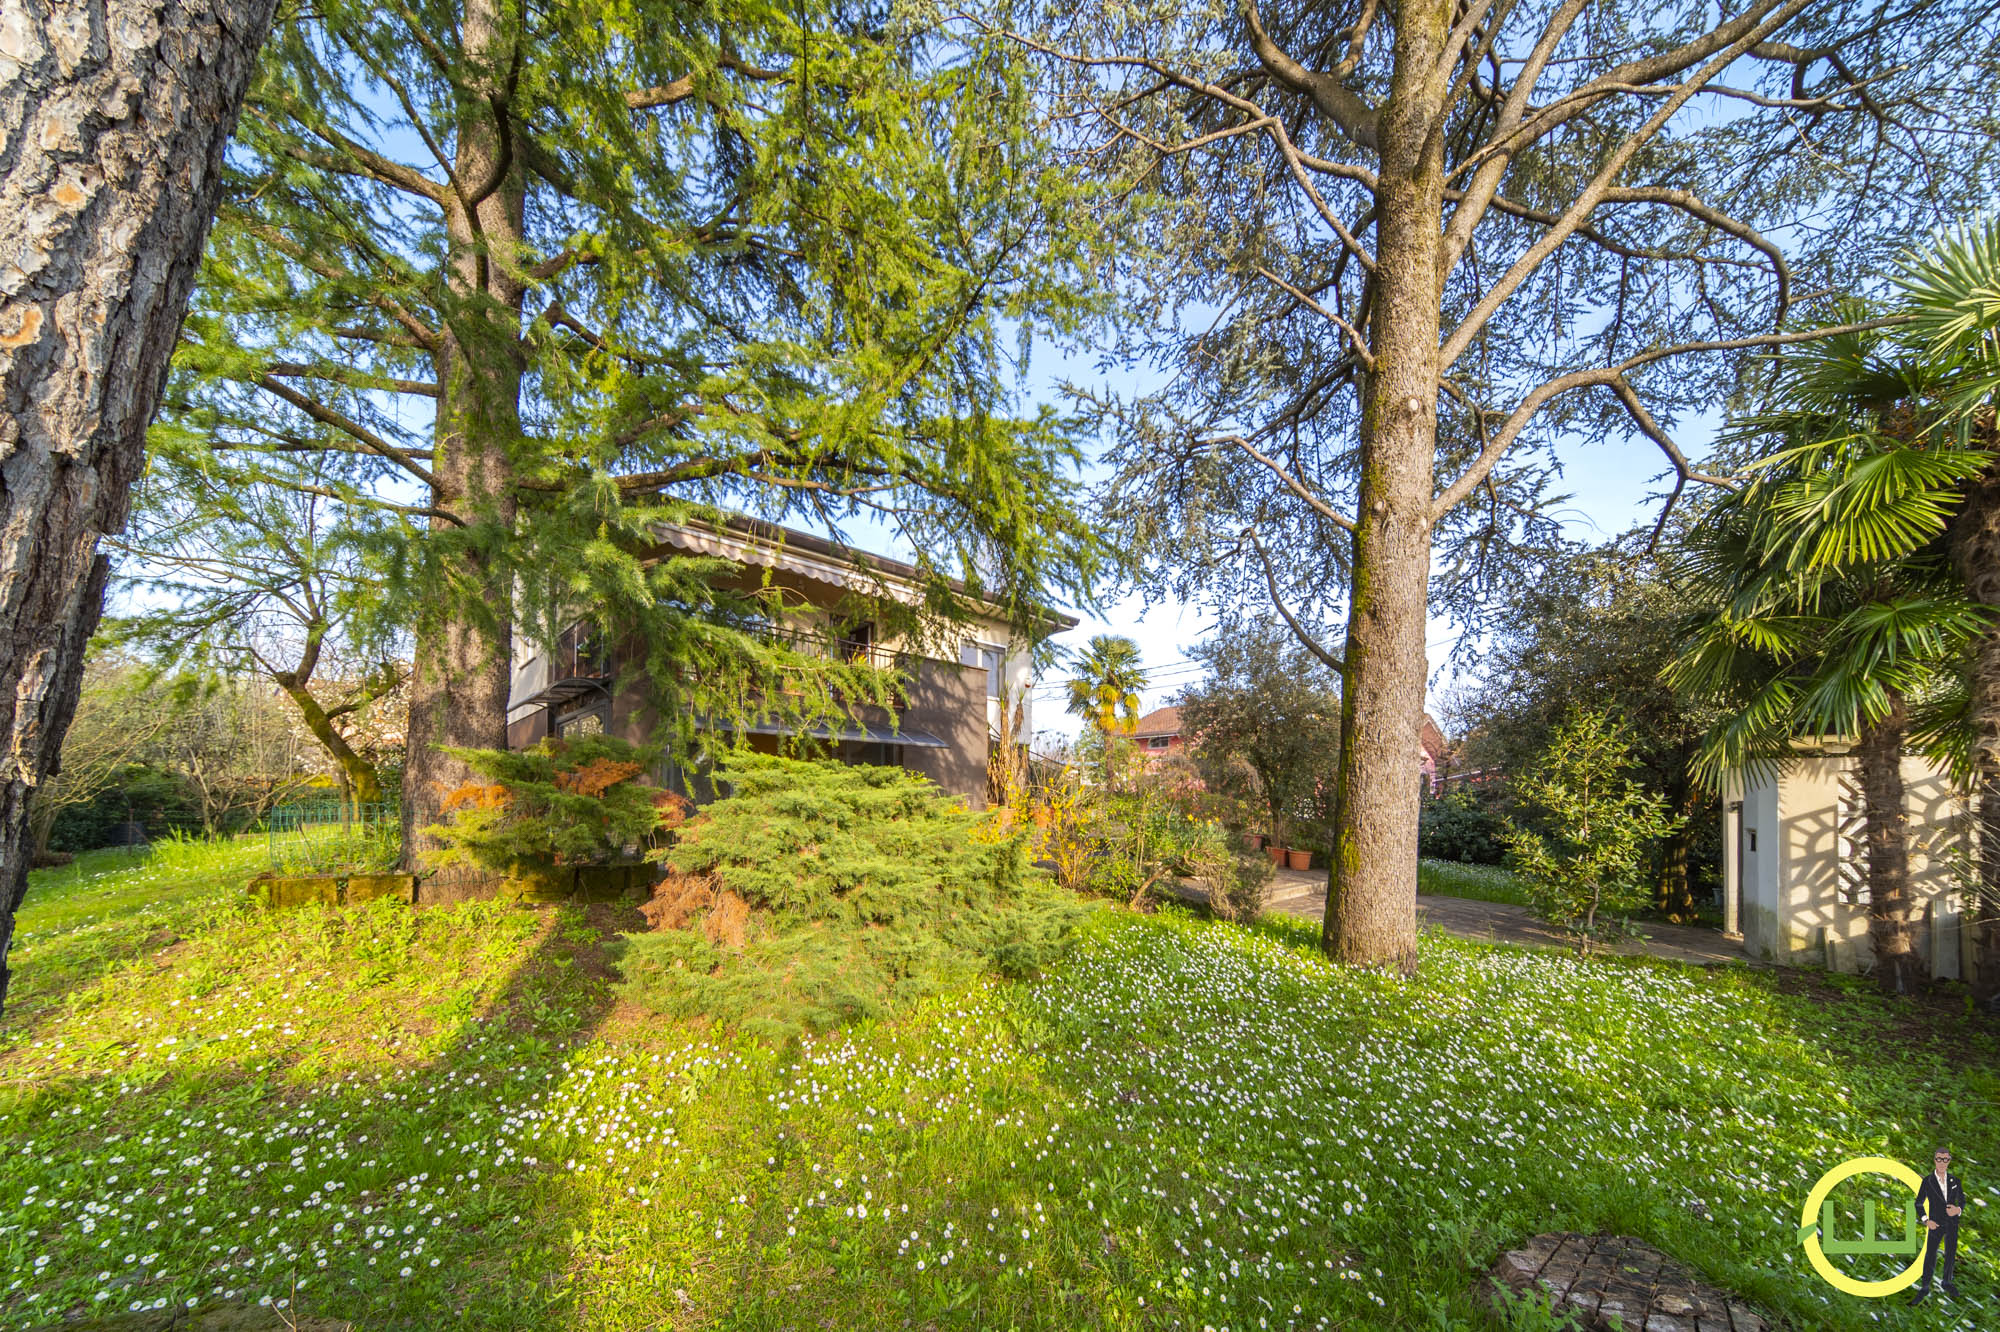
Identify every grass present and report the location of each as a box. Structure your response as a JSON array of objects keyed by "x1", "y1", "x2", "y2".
[
  {"x1": 1418, "y1": 857, "x2": 1532, "y2": 906},
  {"x1": 2, "y1": 845, "x2": 1996, "y2": 1330}
]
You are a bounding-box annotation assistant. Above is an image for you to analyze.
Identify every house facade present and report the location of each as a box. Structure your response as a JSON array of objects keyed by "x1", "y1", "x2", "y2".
[
  {"x1": 1721, "y1": 745, "x2": 1980, "y2": 981},
  {"x1": 504, "y1": 516, "x2": 1071, "y2": 807},
  {"x1": 1418, "y1": 714, "x2": 1450, "y2": 793},
  {"x1": 1131, "y1": 706, "x2": 1185, "y2": 756},
  {"x1": 1139, "y1": 705, "x2": 1449, "y2": 790}
]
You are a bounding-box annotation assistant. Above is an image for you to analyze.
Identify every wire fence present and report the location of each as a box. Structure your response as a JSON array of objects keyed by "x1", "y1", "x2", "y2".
[{"x1": 264, "y1": 800, "x2": 401, "y2": 874}]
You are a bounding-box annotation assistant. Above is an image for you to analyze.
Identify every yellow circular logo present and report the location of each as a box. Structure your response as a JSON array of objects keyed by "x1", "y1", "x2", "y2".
[{"x1": 1798, "y1": 1156, "x2": 1926, "y2": 1297}]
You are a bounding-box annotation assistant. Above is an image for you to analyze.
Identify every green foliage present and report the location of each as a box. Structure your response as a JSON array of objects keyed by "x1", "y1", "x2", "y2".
[
  {"x1": 1416, "y1": 789, "x2": 1508, "y2": 865},
  {"x1": 1452, "y1": 541, "x2": 1724, "y2": 905},
  {"x1": 423, "y1": 735, "x2": 668, "y2": 874},
  {"x1": 44, "y1": 762, "x2": 201, "y2": 853},
  {"x1": 1668, "y1": 308, "x2": 1992, "y2": 788},
  {"x1": 1502, "y1": 711, "x2": 1684, "y2": 944},
  {"x1": 152, "y1": 0, "x2": 1117, "y2": 783},
  {"x1": 1176, "y1": 619, "x2": 1341, "y2": 845},
  {"x1": 1183, "y1": 822, "x2": 1275, "y2": 922},
  {"x1": 619, "y1": 755, "x2": 1078, "y2": 1038},
  {"x1": 8, "y1": 843, "x2": 2000, "y2": 1328},
  {"x1": 1416, "y1": 858, "x2": 1532, "y2": 907}
]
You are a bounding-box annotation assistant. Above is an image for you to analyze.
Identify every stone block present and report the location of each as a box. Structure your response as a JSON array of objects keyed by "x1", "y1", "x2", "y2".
[
  {"x1": 344, "y1": 874, "x2": 416, "y2": 904},
  {"x1": 247, "y1": 874, "x2": 340, "y2": 909}
]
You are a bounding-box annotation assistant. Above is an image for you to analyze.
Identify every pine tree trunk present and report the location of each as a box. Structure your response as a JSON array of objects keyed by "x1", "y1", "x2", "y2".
[
  {"x1": 1950, "y1": 457, "x2": 2000, "y2": 1004},
  {"x1": 399, "y1": 0, "x2": 523, "y2": 866},
  {"x1": 1856, "y1": 697, "x2": 1920, "y2": 995},
  {"x1": 1321, "y1": 1, "x2": 1447, "y2": 974},
  {"x1": 0, "y1": 0, "x2": 277, "y2": 1014},
  {"x1": 1655, "y1": 779, "x2": 1697, "y2": 920}
]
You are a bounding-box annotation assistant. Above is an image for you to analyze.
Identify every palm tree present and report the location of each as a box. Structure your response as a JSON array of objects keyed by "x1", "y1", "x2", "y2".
[
  {"x1": 1669, "y1": 287, "x2": 1993, "y2": 994},
  {"x1": 1065, "y1": 634, "x2": 1148, "y2": 736},
  {"x1": 1900, "y1": 217, "x2": 2000, "y2": 1002}
]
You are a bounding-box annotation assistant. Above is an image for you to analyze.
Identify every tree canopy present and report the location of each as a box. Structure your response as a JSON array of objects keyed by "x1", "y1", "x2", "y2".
[
  {"x1": 1065, "y1": 634, "x2": 1148, "y2": 734},
  {"x1": 147, "y1": 0, "x2": 1116, "y2": 849},
  {"x1": 978, "y1": 0, "x2": 2000, "y2": 967},
  {"x1": 1176, "y1": 618, "x2": 1342, "y2": 846}
]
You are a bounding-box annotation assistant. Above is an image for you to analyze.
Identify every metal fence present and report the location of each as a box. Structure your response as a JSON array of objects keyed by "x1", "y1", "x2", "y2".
[{"x1": 265, "y1": 800, "x2": 401, "y2": 873}]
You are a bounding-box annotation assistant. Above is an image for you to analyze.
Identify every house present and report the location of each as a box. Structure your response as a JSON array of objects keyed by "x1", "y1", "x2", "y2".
[
  {"x1": 504, "y1": 515, "x2": 1074, "y2": 807},
  {"x1": 1418, "y1": 713, "x2": 1450, "y2": 793},
  {"x1": 1721, "y1": 743, "x2": 1981, "y2": 982},
  {"x1": 1131, "y1": 706, "x2": 1185, "y2": 756},
  {"x1": 1136, "y1": 703, "x2": 1451, "y2": 790}
]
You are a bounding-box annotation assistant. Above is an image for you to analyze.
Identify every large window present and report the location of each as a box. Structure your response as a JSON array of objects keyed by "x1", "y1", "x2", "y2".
[
  {"x1": 959, "y1": 641, "x2": 1004, "y2": 699},
  {"x1": 556, "y1": 620, "x2": 611, "y2": 679}
]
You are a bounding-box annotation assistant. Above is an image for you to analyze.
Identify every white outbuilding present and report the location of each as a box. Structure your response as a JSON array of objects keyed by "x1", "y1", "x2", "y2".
[{"x1": 1721, "y1": 741, "x2": 1978, "y2": 979}]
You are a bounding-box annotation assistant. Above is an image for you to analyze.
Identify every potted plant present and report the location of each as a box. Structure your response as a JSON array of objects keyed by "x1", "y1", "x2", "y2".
[{"x1": 1285, "y1": 845, "x2": 1313, "y2": 871}]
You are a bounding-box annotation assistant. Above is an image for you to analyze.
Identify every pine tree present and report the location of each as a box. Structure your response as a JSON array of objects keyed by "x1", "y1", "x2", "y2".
[
  {"x1": 0, "y1": 0, "x2": 279, "y2": 1015},
  {"x1": 154, "y1": 0, "x2": 1113, "y2": 861}
]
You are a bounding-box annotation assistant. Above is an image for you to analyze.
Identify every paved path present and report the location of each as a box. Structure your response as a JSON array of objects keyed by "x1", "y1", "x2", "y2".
[{"x1": 1242, "y1": 868, "x2": 1760, "y2": 968}]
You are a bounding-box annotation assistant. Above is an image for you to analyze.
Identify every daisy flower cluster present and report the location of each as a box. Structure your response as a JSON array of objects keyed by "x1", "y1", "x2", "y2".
[{"x1": 1, "y1": 853, "x2": 1993, "y2": 1331}]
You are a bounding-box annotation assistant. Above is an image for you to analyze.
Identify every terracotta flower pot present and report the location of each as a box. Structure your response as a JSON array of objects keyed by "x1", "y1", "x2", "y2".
[
  {"x1": 1264, "y1": 844, "x2": 1285, "y2": 865},
  {"x1": 1285, "y1": 848, "x2": 1312, "y2": 871},
  {"x1": 1246, "y1": 834, "x2": 1265, "y2": 850}
]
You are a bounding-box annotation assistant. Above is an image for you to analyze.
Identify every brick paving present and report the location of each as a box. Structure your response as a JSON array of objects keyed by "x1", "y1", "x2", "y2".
[{"x1": 1486, "y1": 1232, "x2": 1767, "y2": 1332}]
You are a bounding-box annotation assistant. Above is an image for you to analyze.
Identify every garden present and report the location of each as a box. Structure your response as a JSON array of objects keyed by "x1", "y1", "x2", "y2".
[{"x1": 2, "y1": 831, "x2": 1995, "y2": 1330}]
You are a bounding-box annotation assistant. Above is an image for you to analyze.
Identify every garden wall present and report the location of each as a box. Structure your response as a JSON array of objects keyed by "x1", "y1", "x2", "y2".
[{"x1": 248, "y1": 862, "x2": 658, "y2": 910}]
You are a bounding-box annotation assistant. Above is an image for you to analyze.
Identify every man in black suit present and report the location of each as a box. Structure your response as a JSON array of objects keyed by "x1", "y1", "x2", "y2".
[{"x1": 1909, "y1": 1148, "x2": 1965, "y2": 1304}]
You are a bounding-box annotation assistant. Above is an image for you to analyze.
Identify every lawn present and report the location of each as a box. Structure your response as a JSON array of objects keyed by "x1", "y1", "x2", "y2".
[
  {"x1": 1417, "y1": 857, "x2": 1532, "y2": 906},
  {"x1": 2, "y1": 846, "x2": 1996, "y2": 1330}
]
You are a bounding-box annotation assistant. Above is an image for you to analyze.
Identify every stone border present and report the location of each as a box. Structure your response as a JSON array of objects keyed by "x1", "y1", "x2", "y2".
[{"x1": 246, "y1": 862, "x2": 657, "y2": 910}]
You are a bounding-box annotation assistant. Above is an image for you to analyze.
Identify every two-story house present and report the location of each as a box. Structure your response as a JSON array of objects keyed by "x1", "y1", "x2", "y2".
[{"x1": 502, "y1": 515, "x2": 1073, "y2": 806}]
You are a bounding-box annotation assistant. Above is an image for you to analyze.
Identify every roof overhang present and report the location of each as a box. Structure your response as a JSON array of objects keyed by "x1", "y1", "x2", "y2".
[{"x1": 653, "y1": 516, "x2": 1080, "y2": 632}]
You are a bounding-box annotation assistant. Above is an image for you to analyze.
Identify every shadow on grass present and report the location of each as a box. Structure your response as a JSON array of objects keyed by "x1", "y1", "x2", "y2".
[{"x1": 1, "y1": 885, "x2": 648, "y2": 1332}]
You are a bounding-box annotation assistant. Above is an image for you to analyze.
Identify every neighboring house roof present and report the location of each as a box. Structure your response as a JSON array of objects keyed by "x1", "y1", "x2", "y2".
[
  {"x1": 654, "y1": 514, "x2": 1080, "y2": 630},
  {"x1": 1132, "y1": 705, "x2": 1182, "y2": 739},
  {"x1": 1420, "y1": 713, "x2": 1450, "y2": 762}
]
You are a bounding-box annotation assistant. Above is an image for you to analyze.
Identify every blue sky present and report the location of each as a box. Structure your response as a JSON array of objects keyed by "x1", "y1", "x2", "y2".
[
  {"x1": 839, "y1": 333, "x2": 1721, "y2": 744},
  {"x1": 1026, "y1": 406, "x2": 1704, "y2": 742}
]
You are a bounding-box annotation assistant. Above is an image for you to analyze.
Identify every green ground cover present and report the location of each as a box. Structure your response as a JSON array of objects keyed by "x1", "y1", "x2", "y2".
[
  {"x1": 2, "y1": 848, "x2": 1995, "y2": 1330},
  {"x1": 1417, "y1": 858, "x2": 1533, "y2": 906}
]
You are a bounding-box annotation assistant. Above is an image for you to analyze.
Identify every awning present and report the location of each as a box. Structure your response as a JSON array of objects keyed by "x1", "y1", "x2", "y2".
[
  {"x1": 512, "y1": 676, "x2": 614, "y2": 709},
  {"x1": 701, "y1": 716, "x2": 948, "y2": 749}
]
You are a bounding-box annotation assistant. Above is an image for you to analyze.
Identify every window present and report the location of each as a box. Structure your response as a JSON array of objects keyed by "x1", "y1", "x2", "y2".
[
  {"x1": 556, "y1": 620, "x2": 611, "y2": 679},
  {"x1": 959, "y1": 641, "x2": 1004, "y2": 699},
  {"x1": 555, "y1": 708, "x2": 605, "y2": 739},
  {"x1": 836, "y1": 619, "x2": 876, "y2": 663},
  {"x1": 1146, "y1": 736, "x2": 1171, "y2": 750}
]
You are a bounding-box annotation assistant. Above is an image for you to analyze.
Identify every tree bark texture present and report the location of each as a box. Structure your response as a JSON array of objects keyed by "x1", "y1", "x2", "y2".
[
  {"x1": 1856, "y1": 696, "x2": 1919, "y2": 995},
  {"x1": 1950, "y1": 457, "x2": 2000, "y2": 1003},
  {"x1": 398, "y1": 0, "x2": 522, "y2": 865},
  {"x1": 1655, "y1": 779, "x2": 1698, "y2": 920},
  {"x1": 0, "y1": 0, "x2": 277, "y2": 1014},
  {"x1": 1321, "y1": 0, "x2": 1447, "y2": 974}
]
